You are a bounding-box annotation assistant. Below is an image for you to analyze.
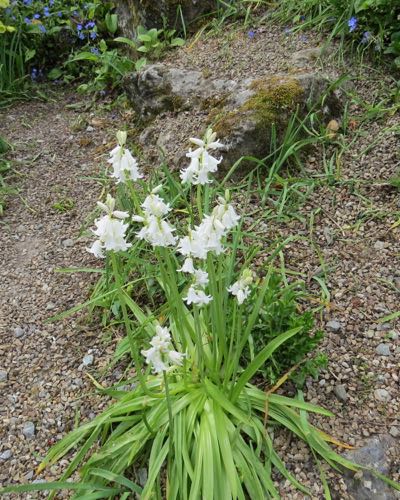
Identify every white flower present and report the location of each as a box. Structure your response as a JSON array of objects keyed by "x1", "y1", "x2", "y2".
[
  {"x1": 194, "y1": 269, "x2": 209, "y2": 287},
  {"x1": 212, "y1": 196, "x2": 240, "y2": 231},
  {"x1": 141, "y1": 325, "x2": 185, "y2": 374},
  {"x1": 178, "y1": 257, "x2": 196, "y2": 274},
  {"x1": 141, "y1": 193, "x2": 170, "y2": 217},
  {"x1": 177, "y1": 230, "x2": 208, "y2": 260},
  {"x1": 93, "y1": 216, "x2": 131, "y2": 252},
  {"x1": 184, "y1": 286, "x2": 212, "y2": 306},
  {"x1": 227, "y1": 269, "x2": 253, "y2": 305},
  {"x1": 180, "y1": 128, "x2": 224, "y2": 185},
  {"x1": 136, "y1": 214, "x2": 176, "y2": 248},
  {"x1": 108, "y1": 132, "x2": 142, "y2": 184},
  {"x1": 87, "y1": 195, "x2": 131, "y2": 258},
  {"x1": 87, "y1": 239, "x2": 105, "y2": 258}
]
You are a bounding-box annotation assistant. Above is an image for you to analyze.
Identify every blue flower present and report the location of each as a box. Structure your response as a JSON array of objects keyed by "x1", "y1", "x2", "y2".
[
  {"x1": 24, "y1": 17, "x2": 32, "y2": 24},
  {"x1": 361, "y1": 31, "x2": 371, "y2": 44},
  {"x1": 39, "y1": 24, "x2": 46, "y2": 33},
  {"x1": 57, "y1": 11, "x2": 62, "y2": 17},
  {"x1": 85, "y1": 21, "x2": 95, "y2": 29},
  {"x1": 33, "y1": 13, "x2": 41, "y2": 19},
  {"x1": 348, "y1": 17, "x2": 357, "y2": 33},
  {"x1": 90, "y1": 31, "x2": 97, "y2": 39},
  {"x1": 248, "y1": 30, "x2": 255, "y2": 39},
  {"x1": 31, "y1": 68, "x2": 38, "y2": 80},
  {"x1": 23, "y1": 0, "x2": 33, "y2": 5},
  {"x1": 90, "y1": 47, "x2": 100, "y2": 55},
  {"x1": 43, "y1": 7, "x2": 50, "y2": 17},
  {"x1": 78, "y1": 32, "x2": 85, "y2": 40},
  {"x1": 77, "y1": 24, "x2": 83, "y2": 31},
  {"x1": 49, "y1": 0, "x2": 55, "y2": 5}
]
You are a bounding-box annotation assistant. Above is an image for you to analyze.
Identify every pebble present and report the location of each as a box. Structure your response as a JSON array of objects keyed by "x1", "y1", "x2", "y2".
[
  {"x1": 46, "y1": 302, "x2": 56, "y2": 310},
  {"x1": 374, "y1": 389, "x2": 390, "y2": 402},
  {"x1": 14, "y1": 326, "x2": 25, "y2": 338},
  {"x1": 86, "y1": 125, "x2": 94, "y2": 132},
  {"x1": 375, "y1": 343, "x2": 391, "y2": 356},
  {"x1": 83, "y1": 354, "x2": 94, "y2": 366},
  {"x1": 61, "y1": 238, "x2": 74, "y2": 247},
  {"x1": 373, "y1": 240, "x2": 385, "y2": 250},
  {"x1": 334, "y1": 384, "x2": 348, "y2": 402},
  {"x1": 22, "y1": 421, "x2": 36, "y2": 438},
  {"x1": 389, "y1": 426, "x2": 400, "y2": 438},
  {"x1": 0, "y1": 450, "x2": 12, "y2": 460},
  {"x1": 326, "y1": 320, "x2": 342, "y2": 333},
  {"x1": 0, "y1": 370, "x2": 8, "y2": 382}
]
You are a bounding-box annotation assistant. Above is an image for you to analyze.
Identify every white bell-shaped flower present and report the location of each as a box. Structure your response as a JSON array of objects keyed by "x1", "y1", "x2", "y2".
[{"x1": 141, "y1": 325, "x2": 185, "y2": 374}]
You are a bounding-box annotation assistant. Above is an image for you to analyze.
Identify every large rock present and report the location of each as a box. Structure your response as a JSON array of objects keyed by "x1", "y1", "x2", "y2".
[
  {"x1": 125, "y1": 63, "x2": 342, "y2": 168},
  {"x1": 115, "y1": 0, "x2": 217, "y2": 40},
  {"x1": 343, "y1": 435, "x2": 400, "y2": 500}
]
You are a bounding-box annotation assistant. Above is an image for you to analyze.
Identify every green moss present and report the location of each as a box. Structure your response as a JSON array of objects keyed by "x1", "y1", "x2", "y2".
[{"x1": 212, "y1": 77, "x2": 304, "y2": 138}]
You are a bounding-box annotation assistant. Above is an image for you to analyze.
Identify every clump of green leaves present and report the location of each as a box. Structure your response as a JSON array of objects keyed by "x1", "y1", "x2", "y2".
[
  {"x1": 243, "y1": 274, "x2": 325, "y2": 385},
  {"x1": 115, "y1": 24, "x2": 184, "y2": 63}
]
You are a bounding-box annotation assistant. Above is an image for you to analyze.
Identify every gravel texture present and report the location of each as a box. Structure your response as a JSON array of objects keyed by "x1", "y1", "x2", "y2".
[
  {"x1": 0, "y1": 20, "x2": 399, "y2": 500},
  {"x1": 0, "y1": 93, "x2": 121, "y2": 494}
]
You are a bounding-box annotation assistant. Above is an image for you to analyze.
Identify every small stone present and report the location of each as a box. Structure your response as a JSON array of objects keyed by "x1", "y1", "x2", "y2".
[
  {"x1": 22, "y1": 421, "x2": 36, "y2": 438},
  {"x1": 0, "y1": 450, "x2": 12, "y2": 460},
  {"x1": 83, "y1": 354, "x2": 94, "y2": 366},
  {"x1": 375, "y1": 343, "x2": 391, "y2": 356},
  {"x1": 326, "y1": 320, "x2": 342, "y2": 333},
  {"x1": 334, "y1": 384, "x2": 348, "y2": 402},
  {"x1": 14, "y1": 326, "x2": 25, "y2": 338},
  {"x1": 389, "y1": 426, "x2": 400, "y2": 438},
  {"x1": 377, "y1": 323, "x2": 391, "y2": 332},
  {"x1": 86, "y1": 125, "x2": 94, "y2": 132},
  {"x1": 374, "y1": 240, "x2": 385, "y2": 250},
  {"x1": 365, "y1": 330, "x2": 375, "y2": 339},
  {"x1": 0, "y1": 370, "x2": 8, "y2": 382},
  {"x1": 137, "y1": 468, "x2": 148, "y2": 487},
  {"x1": 374, "y1": 389, "x2": 390, "y2": 402},
  {"x1": 61, "y1": 238, "x2": 74, "y2": 247},
  {"x1": 46, "y1": 302, "x2": 56, "y2": 310},
  {"x1": 24, "y1": 471, "x2": 34, "y2": 480}
]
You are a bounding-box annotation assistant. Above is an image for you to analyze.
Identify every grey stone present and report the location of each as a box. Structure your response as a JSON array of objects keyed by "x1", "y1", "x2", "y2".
[
  {"x1": 389, "y1": 426, "x2": 400, "y2": 438},
  {"x1": 291, "y1": 47, "x2": 325, "y2": 68},
  {"x1": 374, "y1": 389, "x2": 391, "y2": 403},
  {"x1": 376, "y1": 343, "x2": 391, "y2": 356},
  {"x1": 22, "y1": 421, "x2": 36, "y2": 438},
  {"x1": 374, "y1": 240, "x2": 385, "y2": 250},
  {"x1": 0, "y1": 450, "x2": 12, "y2": 460},
  {"x1": 377, "y1": 323, "x2": 392, "y2": 332},
  {"x1": 115, "y1": 0, "x2": 216, "y2": 39},
  {"x1": 46, "y1": 302, "x2": 55, "y2": 310},
  {"x1": 61, "y1": 238, "x2": 74, "y2": 247},
  {"x1": 326, "y1": 320, "x2": 342, "y2": 333},
  {"x1": 344, "y1": 435, "x2": 398, "y2": 500},
  {"x1": 124, "y1": 64, "x2": 237, "y2": 119},
  {"x1": 334, "y1": 384, "x2": 348, "y2": 402},
  {"x1": 86, "y1": 125, "x2": 94, "y2": 132},
  {"x1": 137, "y1": 467, "x2": 148, "y2": 487},
  {"x1": 14, "y1": 326, "x2": 25, "y2": 338},
  {"x1": 83, "y1": 354, "x2": 94, "y2": 366},
  {"x1": 0, "y1": 370, "x2": 8, "y2": 382}
]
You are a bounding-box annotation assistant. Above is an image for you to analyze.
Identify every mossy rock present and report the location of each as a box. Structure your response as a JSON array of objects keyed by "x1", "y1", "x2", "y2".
[{"x1": 208, "y1": 73, "x2": 339, "y2": 169}]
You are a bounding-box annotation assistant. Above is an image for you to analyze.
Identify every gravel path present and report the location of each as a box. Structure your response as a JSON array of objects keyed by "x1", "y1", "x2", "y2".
[{"x1": 0, "y1": 93, "x2": 116, "y2": 491}]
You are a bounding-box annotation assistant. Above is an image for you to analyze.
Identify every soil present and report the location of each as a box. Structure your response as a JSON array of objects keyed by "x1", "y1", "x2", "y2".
[{"x1": 0, "y1": 18, "x2": 399, "y2": 500}]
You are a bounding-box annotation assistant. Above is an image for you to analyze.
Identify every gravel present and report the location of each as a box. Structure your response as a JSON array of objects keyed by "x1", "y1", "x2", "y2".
[{"x1": 0, "y1": 370, "x2": 8, "y2": 382}]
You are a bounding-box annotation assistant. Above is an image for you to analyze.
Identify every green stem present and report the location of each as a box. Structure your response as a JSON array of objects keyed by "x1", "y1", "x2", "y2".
[{"x1": 163, "y1": 370, "x2": 174, "y2": 460}]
